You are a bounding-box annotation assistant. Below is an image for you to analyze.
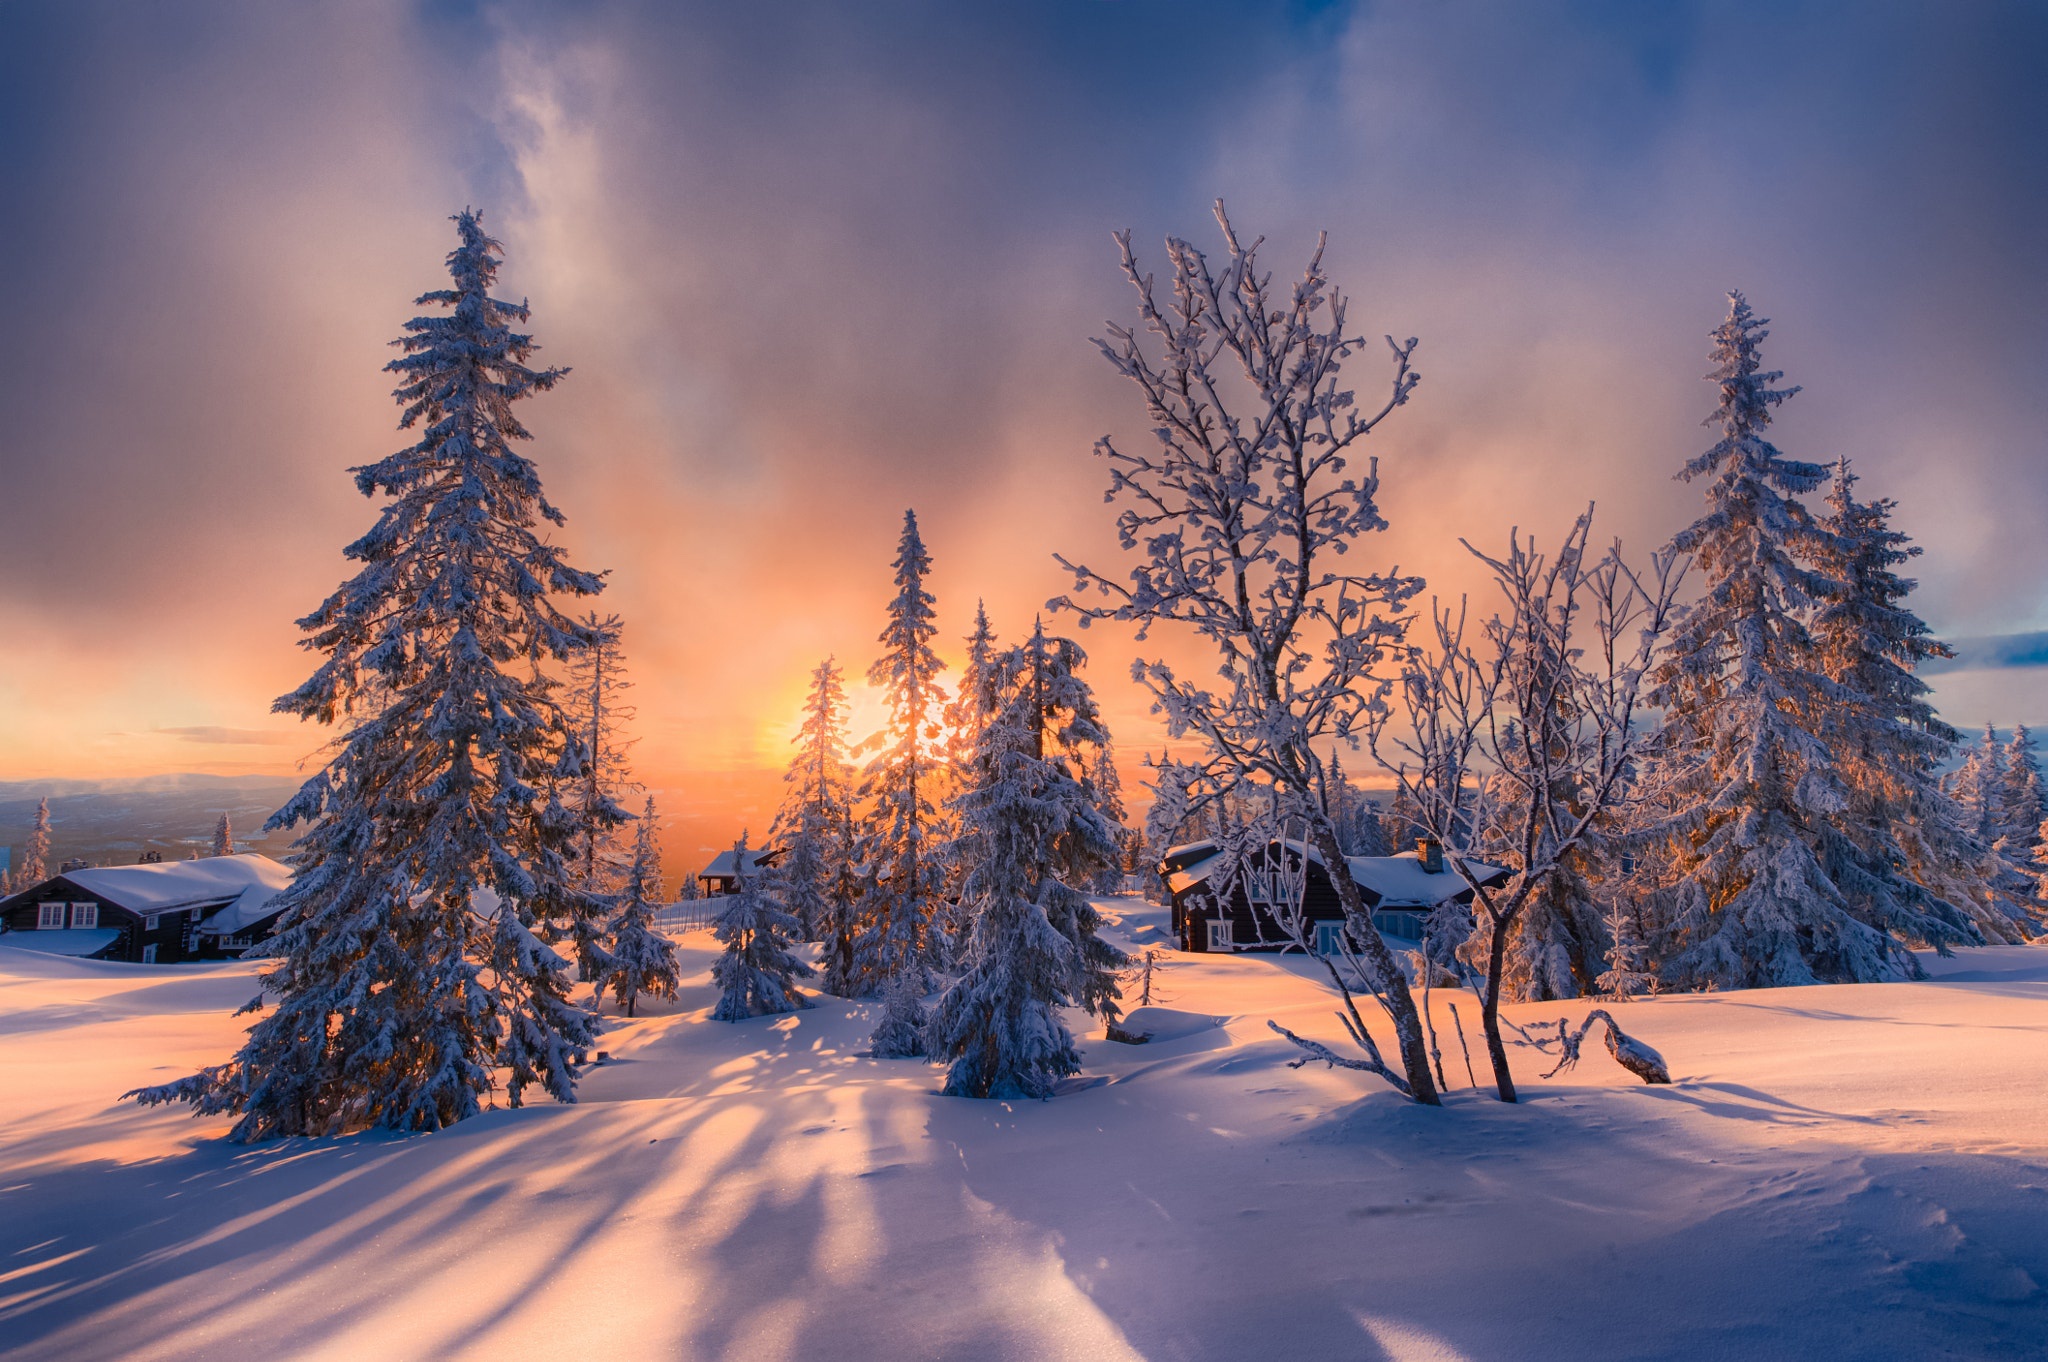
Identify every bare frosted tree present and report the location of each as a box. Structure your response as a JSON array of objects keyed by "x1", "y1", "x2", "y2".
[
  {"x1": 1053, "y1": 203, "x2": 1441, "y2": 1102},
  {"x1": 1366, "y1": 511, "x2": 1682, "y2": 1101}
]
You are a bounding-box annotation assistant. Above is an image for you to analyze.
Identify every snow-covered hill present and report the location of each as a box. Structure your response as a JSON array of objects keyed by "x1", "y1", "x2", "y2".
[{"x1": 1, "y1": 900, "x2": 2043, "y2": 1360}]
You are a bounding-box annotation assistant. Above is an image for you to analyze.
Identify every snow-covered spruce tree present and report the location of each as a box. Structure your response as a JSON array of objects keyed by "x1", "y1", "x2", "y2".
[
  {"x1": 1807, "y1": 460, "x2": 1985, "y2": 952},
  {"x1": 989, "y1": 622, "x2": 1129, "y2": 1018},
  {"x1": 1374, "y1": 511, "x2": 1681, "y2": 1100},
  {"x1": 560, "y1": 612, "x2": 637, "y2": 979},
  {"x1": 853, "y1": 511, "x2": 949, "y2": 1021},
  {"x1": 1078, "y1": 740, "x2": 1138, "y2": 892},
  {"x1": 2001, "y1": 726, "x2": 2043, "y2": 853},
  {"x1": 772, "y1": 657, "x2": 857, "y2": 946},
  {"x1": 20, "y1": 797, "x2": 51, "y2": 885},
  {"x1": 1640, "y1": 292, "x2": 1889, "y2": 989},
  {"x1": 1946, "y1": 727, "x2": 2005, "y2": 847},
  {"x1": 711, "y1": 834, "x2": 812, "y2": 1021},
  {"x1": 126, "y1": 210, "x2": 605, "y2": 1139},
  {"x1": 600, "y1": 798, "x2": 680, "y2": 1017},
  {"x1": 1053, "y1": 205, "x2": 1442, "y2": 1102},
  {"x1": 930, "y1": 631, "x2": 1122, "y2": 1097},
  {"x1": 211, "y1": 813, "x2": 235, "y2": 858},
  {"x1": 945, "y1": 603, "x2": 1001, "y2": 788}
]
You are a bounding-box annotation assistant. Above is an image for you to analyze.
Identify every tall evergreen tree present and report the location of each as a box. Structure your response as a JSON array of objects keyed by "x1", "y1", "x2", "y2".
[
  {"x1": 211, "y1": 813, "x2": 235, "y2": 858},
  {"x1": 1807, "y1": 460, "x2": 1983, "y2": 952},
  {"x1": 561, "y1": 612, "x2": 636, "y2": 978},
  {"x1": 20, "y1": 797, "x2": 51, "y2": 885},
  {"x1": 127, "y1": 210, "x2": 605, "y2": 1139},
  {"x1": 600, "y1": 798, "x2": 680, "y2": 1017},
  {"x1": 773, "y1": 657, "x2": 856, "y2": 946},
  {"x1": 1642, "y1": 292, "x2": 1888, "y2": 988},
  {"x1": 710, "y1": 834, "x2": 813, "y2": 1021},
  {"x1": 853, "y1": 510, "x2": 949, "y2": 1017}
]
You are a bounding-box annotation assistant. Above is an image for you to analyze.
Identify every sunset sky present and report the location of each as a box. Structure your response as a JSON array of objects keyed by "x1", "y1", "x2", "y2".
[{"x1": 2, "y1": 1, "x2": 2043, "y2": 854}]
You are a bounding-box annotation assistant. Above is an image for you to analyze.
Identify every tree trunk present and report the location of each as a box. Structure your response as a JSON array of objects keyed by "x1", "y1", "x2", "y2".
[
  {"x1": 1306, "y1": 820, "x2": 1441, "y2": 1105},
  {"x1": 1481, "y1": 912, "x2": 1517, "y2": 1102}
]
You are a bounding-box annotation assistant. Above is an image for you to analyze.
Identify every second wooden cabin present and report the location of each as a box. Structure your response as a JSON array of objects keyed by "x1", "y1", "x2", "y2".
[{"x1": 1160, "y1": 837, "x2": 1508, "y2": 953}]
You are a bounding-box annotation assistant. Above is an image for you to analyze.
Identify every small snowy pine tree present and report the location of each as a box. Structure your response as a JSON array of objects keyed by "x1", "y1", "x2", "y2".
[
  {"x1": 2000, "y1": 726, "x2": 2044, "y2": 852},
  {"x1": 20, "y1": 797, "x2": 52, "y2": 885},
  {"x1": 1947, "y1": 726, "x2": 2006, "y2": 846},
  {"x1": 710, "y1": 834, "x2": 813, "y2": 1022},
  {"x1": 600, "y1": 798, "x2": 680, "y2": 1017},
  {"x1": 868, "y1": 970, "x2": 929, "y2": 1058},
  {"x1": 930, "y1": 621, "x2": 1129, "y2": 1097},
  {"x1": 1595, "y1": 899, "x2": 1655, "y2": 1002},
  {"x1": 210, "y1": 813, "x2": 235, "y2": 858},
  {"x1": 772, "y1": 657, "x2": 857, "y2": 946}
]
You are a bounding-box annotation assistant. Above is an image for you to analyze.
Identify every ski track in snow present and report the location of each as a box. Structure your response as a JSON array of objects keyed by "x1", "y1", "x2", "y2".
[{"x1": 1, "y1": 902, "x2": 2044, "y2": 1361}]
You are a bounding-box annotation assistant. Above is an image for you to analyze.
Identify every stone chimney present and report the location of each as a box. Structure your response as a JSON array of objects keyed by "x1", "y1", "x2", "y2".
[{"x1": 1416, "y1": 837, "x2": 1443, "y2": 874}]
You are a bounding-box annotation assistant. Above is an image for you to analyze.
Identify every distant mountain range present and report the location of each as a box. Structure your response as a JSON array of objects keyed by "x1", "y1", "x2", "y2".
[{"x1": 0, "y1": 775, "x2": 304, "y2": 873}]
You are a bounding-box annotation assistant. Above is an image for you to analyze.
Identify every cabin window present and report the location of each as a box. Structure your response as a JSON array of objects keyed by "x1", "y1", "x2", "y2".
[
  {"x1": 142, "y1": 944, "x2": 158, "y2": 964},
  {"x1": 70, "y1": 903, "x2": 98, "y2": 929},
  {"x1": 37, "y1": 902, "x2": 65, "y2": 930},
  {"x1": 1315, "y1": 920, "x2": 1347, "y2": 956},
  {"x1": 1206, "y1": 918, "x2": 1234, "y2": 951},
  {"x1": 144, "y1": 913, "x2": 161, "y2": 931}
]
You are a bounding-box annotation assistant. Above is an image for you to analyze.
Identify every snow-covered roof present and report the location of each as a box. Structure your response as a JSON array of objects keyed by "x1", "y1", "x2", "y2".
[
  {"x1": 1, "y1": 928, "x2": 121, "y2": 958},
  {"x1": 700, "y1": 847, "x2": 776, "y2": 879},
  {"x1": 1159, "y1": 839, "x2": 1504, "y2": 907},
  {"x1": 1345, "y1": 853, "x2": 1500, "y2": 907},
  {"x1": 23, "y1": 854, "x2": 296, "y2": 937},
  {"x1": 60, "y1": 854, "x2": 292, "y2": 917}
]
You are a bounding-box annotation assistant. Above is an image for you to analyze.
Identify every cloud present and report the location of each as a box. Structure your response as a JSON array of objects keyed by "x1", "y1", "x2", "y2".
[
  {"x1": 155, "y1": 727, "x2": 300, "y2": 746},
  {"x1": 1923, "y1": 633, "x2": 2048, "y2": 675}
]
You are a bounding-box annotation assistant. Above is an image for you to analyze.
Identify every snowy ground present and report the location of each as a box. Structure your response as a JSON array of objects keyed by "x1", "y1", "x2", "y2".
[{"x1": 3, "y1": 902, "x2": 2045, "y2": 1362}]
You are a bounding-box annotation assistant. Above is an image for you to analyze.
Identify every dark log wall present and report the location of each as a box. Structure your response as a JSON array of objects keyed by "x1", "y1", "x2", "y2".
[{"x1": 0, "y1": 877, "x2": 211, "y2": 963}]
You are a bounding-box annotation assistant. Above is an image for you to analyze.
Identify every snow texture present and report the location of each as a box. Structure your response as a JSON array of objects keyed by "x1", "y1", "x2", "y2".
[{"x1": 6, "y1": 903, "x2": 2048, "y2": 1361}]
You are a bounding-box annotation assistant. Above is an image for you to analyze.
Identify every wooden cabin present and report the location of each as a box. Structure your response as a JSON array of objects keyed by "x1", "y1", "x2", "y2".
[
  {"x1": 0, "y1": 854, "x2": 293, "y2": 963},
  {"x1": 1161, "y1": 837, "x2": 1508, "y2": 953},
  {"x1": 697, "y1": 845, "x2": 783, "y2": 897}
]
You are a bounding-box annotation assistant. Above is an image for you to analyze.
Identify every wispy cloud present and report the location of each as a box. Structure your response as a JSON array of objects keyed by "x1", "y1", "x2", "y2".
[{"x1": 155, "y1": 727, "x2": 300, "y2": 746}]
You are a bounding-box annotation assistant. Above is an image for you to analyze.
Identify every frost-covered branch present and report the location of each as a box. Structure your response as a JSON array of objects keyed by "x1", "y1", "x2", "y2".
[
  {"x1": 1365, "y1": 509, "x2": 1683, "y2": 1102},
  {"x1": 1508, "y1": 1009, "x2": 1672, "y2": 1085}
]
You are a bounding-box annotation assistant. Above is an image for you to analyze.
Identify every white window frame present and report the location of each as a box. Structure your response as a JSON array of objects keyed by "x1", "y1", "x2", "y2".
[
  {"x1": 142, "y1": 943, "x2": 158, "y2": 964},
  {"x1": 1315, "y1": 920, "x2": 1347, "y2": 957},
  {"x1": 37, "y1": 902, "x2": 65, "y2": 930},
  {"x1": 70, "y1": 902, "x2": 98, "y2": 929},
  {"x1": 1206, "y1": 918, "x2": 1234, "y2": 952},
  {"x1": 144, "y1": 912, "x2": 162, "y2": 931}
]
